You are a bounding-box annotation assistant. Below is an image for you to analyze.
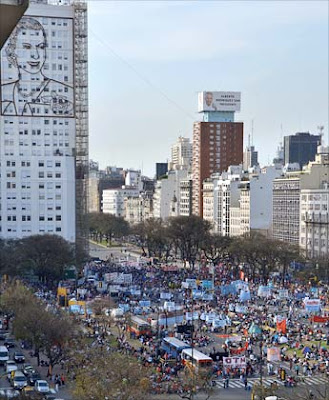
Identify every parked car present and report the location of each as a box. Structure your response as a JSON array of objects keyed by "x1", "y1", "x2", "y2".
[
  {"x1": 5, "y1": 360, "x2": 18, "y2": 379},
  {"x1": 34, "y1": 380, "x2": 50, "y2": 393},
  {"x1": 4, "y1": 338, "x2": 15, "y2": 348},
  {"x1": 13, "y1": 352, "x2": 25, "y2": 363}
]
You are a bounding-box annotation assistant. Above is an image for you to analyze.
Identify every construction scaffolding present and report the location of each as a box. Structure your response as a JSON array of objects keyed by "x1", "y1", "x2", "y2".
[{"x1": 74, "y1": 0, "x2": 89, "y2": 257}]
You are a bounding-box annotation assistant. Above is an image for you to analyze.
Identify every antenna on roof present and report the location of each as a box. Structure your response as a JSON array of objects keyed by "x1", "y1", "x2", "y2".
[{"x1": 317, "y1": 125, "x2": 324, "y2": 145}]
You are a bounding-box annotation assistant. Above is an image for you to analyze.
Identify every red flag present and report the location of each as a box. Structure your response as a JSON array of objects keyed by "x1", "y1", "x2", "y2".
[{"x1": 276, "y1": 319, "x2": 287, "y2": 334}]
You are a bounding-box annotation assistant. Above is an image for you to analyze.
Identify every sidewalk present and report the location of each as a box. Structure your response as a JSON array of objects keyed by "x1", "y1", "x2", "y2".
[{"x1": 20, "y1": 346, "x2": 72, "y2": 399}]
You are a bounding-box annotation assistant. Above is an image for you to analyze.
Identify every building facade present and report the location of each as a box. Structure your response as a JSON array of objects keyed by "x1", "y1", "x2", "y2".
[
  {"x1": 156, "y1": 162, "x2": 168, "y2": 180},
  {"x1": 124, "y1": 194, "x2": 153, "y2": 225},
  {"x1": 102, "y1": 187, "x2": 139, "y2": 217},
  {"x1": 243, "y1": 145, "x2": 258, "y2": 171},
  {"x1": 153, "y1": 168, "x2": 188, "y2": 220},
  {"x1": 0, "y1": 0, "x2": 88, "y2": 243},
  {"x1": 192, "y1": 121, "x2": 243, "y2": 216},
  {"x1": 170, "y1": 136, "x2": 192, "y2": 170},
  {"x1": 273, "y1": 147, "x2": 329, "y2": 244},
  {"x1": 88, "y1": 161, "x2": 100, "y2": 213},
  {"x1": 179, "y1": 178, "x2": 192, "y2": 216},
  {"x1": 300, "y1": 186, "x2": 329, "y2": 258},
  {"x1": 284, "y1": 132, "x2": 321, "y2": 169},
  {"x1": 192, "y1": 91, "x2": 243, "y2": 217}
]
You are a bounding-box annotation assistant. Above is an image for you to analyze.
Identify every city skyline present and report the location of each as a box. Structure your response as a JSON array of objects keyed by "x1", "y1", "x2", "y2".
[{"x1": 88, "y1": 0, "x2": 328, "y2": 176}]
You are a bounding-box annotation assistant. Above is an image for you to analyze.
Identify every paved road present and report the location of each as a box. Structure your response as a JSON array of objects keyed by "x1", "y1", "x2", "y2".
[{"x1": 89, "y1": 241, "x2": 140, "y2": 262}]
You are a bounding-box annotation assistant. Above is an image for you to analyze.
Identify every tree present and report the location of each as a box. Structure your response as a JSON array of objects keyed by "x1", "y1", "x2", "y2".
[
  {"x1": 132, "y1": 219, "x2": 172, "y2": 259},
  {"x1": 229, "y1": 233, "x2": 278, "y2": 282},
  {"x1": 0, "y1": 239, "x2": 22, "y2": 277},
  {"x1": 202, "y1": 234, "x2": 232, "y2": 266},
  {"x1": 17, "y1": 234, "x2": 74, "y2": 284},
  {"x1": 274, "y1": 240, "x2": 301, "y2": 285},
  {"x1": 167, "y1": 216, "x2": 211, "y2": 269},
  {"x1": 173, "y1": 363, "x2": 214, "y2": 400},
  {"x1": 1, "y1": 281, "x2": 77, "y2": 368},
  {"x1": 88, "y1": 212, "x2": 130, "y2": 245},
  {"x1": 72, "y1": 348, "x2": 149, "y2": 400}
]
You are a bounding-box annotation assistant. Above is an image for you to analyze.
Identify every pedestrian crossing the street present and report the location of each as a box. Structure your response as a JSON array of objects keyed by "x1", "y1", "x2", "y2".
[{"x1": 216, "y1": 375, "x2": 329, "y2": 389}]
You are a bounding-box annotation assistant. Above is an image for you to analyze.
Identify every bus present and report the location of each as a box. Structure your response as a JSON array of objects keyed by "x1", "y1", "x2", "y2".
[
  {"x1": 128, "y1": 316, "x2": 152, "y2": 338},
  {"x1": 161, "y1": 337, "x2": 191, "y2": 358},
  {"x1": 181, "y1": 348, "x2": 213, "y2": 370}
]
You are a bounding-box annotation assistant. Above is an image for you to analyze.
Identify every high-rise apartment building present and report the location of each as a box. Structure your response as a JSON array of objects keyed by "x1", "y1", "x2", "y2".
[
  {"x1": 192, "y1": 91, "x2": 243, "y2": 216},
  {"x1": 284, "y1": 132, "x2": 321, "y2": 169},
  {"x1": 0, "y1": 0, "x2": 88, "y2": 243},
  {"x1": 169, "y1": 136, "x2": 192, "y2": 170}
]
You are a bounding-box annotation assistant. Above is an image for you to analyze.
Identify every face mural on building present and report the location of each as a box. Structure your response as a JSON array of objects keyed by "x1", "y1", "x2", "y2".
[{"x1": 1, "y1": 16, "x2": 74, "y2": 117}]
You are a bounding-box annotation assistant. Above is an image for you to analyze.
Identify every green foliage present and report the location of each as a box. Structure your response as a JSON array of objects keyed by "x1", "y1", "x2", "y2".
[
  {"x1": 89, "y1": 212, "x2": 130, "y2": 244},
  {"x1": 18, "y1": 234, "x2": 74, "y2": 283},
  {"x1": 72, "y1": 347, "x2": 149, "y2": 400},
  {"x1": 1, "y1": 281, "x2": 77, "y2": 368},
  {"x1": 0, "y1": 235, "x2": 74, "y2": 283}
]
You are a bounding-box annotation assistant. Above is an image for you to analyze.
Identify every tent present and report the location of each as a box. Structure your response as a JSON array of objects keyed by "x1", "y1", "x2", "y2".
[{"x1": 278, "y1": 336, "x2": 288, "y2": 344}]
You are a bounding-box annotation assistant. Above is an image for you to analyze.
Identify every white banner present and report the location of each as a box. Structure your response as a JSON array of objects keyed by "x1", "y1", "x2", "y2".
[
  {"x1": 223, "y1": 356, "x2": 246, "y2": 368},
  {"x1": 267, "y1": 347, "x2": 281, "y2": 361}
]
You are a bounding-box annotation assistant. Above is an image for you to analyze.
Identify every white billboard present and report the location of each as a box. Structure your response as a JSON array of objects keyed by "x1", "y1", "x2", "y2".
[
  {"x1": 198, "y1": 91, "x2": 241, "y2": 112},
  {"x1": 1, "y1": 15, "x2": 74, "y2": 117}
]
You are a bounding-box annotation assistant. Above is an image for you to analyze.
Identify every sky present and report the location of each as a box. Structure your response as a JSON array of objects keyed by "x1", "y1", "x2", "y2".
[{"x1": 88, "y1": 0, "x2": 329, "y2": 177}]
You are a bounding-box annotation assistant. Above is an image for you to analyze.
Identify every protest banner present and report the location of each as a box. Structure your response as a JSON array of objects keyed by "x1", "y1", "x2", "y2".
[
  {"x1": 223, "y1": 356, "x2": 246, "y2": 368},
  {"x1": 304, "y1": 298, "x2": 321, "y2": 312}
]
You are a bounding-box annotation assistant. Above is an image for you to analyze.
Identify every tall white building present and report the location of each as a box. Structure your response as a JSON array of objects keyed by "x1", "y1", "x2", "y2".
[
  {"x1": 300, "y1": 146, "x2": 329, "y2": 258},
  {"x1": 170, "y1": 136, "x2": 192, "y2": 170},
  {"x1": 153, "y1": 168, "x2": 188, "y2": 220},
  {"x1": 204, "y1": 166, "x2": 245, "y2": 235},
  {"x1": 179, "y1": 178, "x2": 192, "y2": 216},
  {"x1": 0, "y1": 0, "x2": 88, "y2": 243},
  {"x1": 273, "y1": 146, "x2": 329, "y2": 244},
  {"x1": 233, "y1": 165, "x2": 283, "y2": 237}
]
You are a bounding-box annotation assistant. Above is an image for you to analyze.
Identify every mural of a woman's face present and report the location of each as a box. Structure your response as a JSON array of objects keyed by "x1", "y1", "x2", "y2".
[{"x1": 16, "y1": 27, "x2": 47, "y2": 74}]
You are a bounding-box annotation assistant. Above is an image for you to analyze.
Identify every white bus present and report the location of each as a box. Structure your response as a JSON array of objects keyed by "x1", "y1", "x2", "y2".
[{"x1": 181, "y1": 348, "x2": 213, "y2": 370}]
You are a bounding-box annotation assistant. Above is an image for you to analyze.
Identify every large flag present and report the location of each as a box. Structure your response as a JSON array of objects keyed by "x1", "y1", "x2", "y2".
[{"x1": 276, "y1": 319, "x2": 287, "y2": 334}]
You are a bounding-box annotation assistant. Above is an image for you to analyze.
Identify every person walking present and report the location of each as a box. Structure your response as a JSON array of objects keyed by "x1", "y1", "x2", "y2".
[{"x1": 243, "y1": 376, "x2": 248, "y2": 390}]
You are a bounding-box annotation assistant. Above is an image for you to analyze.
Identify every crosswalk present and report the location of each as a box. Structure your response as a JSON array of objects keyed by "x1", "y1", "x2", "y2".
[{"x1": 215, "y1": 375, "x2": 329, "y2": 389}]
